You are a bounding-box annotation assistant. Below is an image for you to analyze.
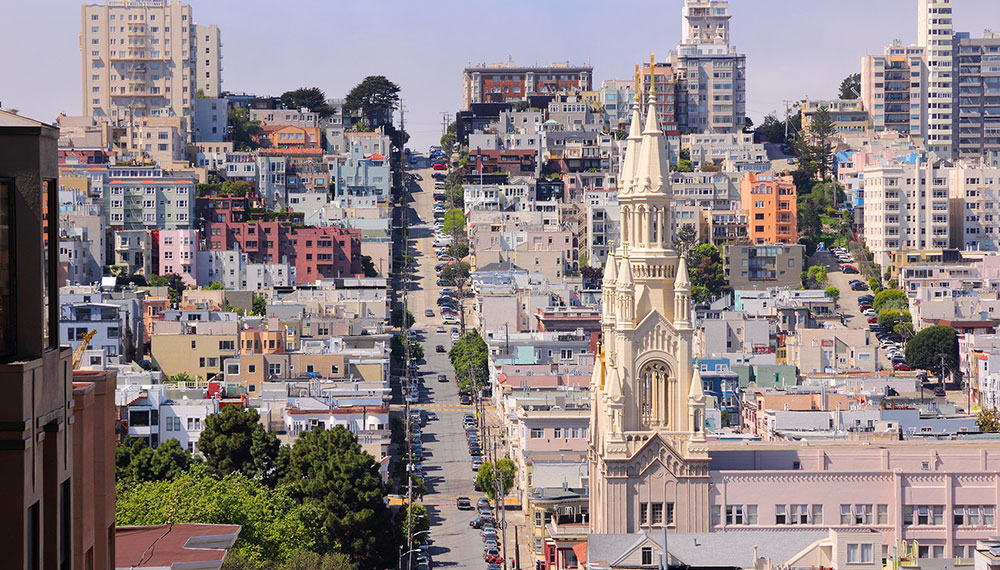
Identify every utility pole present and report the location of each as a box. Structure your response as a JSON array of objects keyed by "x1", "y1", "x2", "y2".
[
  {"x1": 782, "y1": 100, "x2": 794, "y2": 142},
  {"x1": 441, "y1": 111, "x2": 451, "y2": 138},
  {"x1": 398, "y1": 98, "x2": 414, "y2": 570}
]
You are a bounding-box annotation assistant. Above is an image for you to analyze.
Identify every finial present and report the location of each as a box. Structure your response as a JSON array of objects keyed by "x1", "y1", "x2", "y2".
[
  {"x1": 649, "y1": 54, "x2": 656, "y2": 96},
  {"x1": 634, "y1": 64, "x2": 640, "y2": 101}
]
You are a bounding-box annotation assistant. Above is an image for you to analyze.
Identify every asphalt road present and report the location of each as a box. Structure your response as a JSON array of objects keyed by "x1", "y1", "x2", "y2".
[{"x1": 402, "y1": 169, "x2": 490, "y2": 569}]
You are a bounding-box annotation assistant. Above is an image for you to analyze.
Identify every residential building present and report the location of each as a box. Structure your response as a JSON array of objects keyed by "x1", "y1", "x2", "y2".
[
  {"x1": 861, "y1": 41, "x2": 929, "y2": 139},
  {"x1": 115, "y1": 524, "x2": 240, "y2": 570},
  {"x1": 60, "y1": 302, "x2": 125, "y2": 359},
  {"x1": 195, "y1": 24, "x2": 223, "y2": 98},
  {"x1": 104, "y1": 165, "x2": 196, "y2": 229},
  {"x1": 869, "y1": 42, "x2": 932, "y2": 140},
  {"x1": 193, "y1": 97, "x2": 226, "y2": 142},
  {"x1": 159, "y1": 229, "x2": 198, "y2": 285},
  {"x1": 862, "y1": 159, "x2": 951, "y2": 268},
  {"x1": 739, "y1": 171, "x2": 797, "y2": 245},
  {"x1": 80, "y1": 0, "x2": 200, "y2": 127},
  {"x1": 585, "y1": 189, "x2": 620, "y2": 269},
  {"x1": 639, "y1": 58, "x2": 680, "y2": 135},
  {"x1": 113, "y1": 229, "x2": 156, "y2": 277},
  {"x1": 668, "y1": 0, "x2": 747, "y2": 133},
  {"x1": 801, "y1": 99, "x2": 868, "y2": 135},
  {"x1": 723, "y1": 243, "x2": 804, "y2": 290},
  {"x1": 115, "y1": 383, "x2": 219, "y2": 452},
  {"x1": 671, "y1": 170, "x2": 744, "y2": 244},
  {"x1": 953, "y1": 31, "x2": 1000, "y2": 160},
  {"x1": 462, "y1": 62, "x2": 593, "y2": 110},
  {"x1": 949, "y1": 162, "x2": 1000, "y2": 251},
  {"x1": 150, "y1": 319, "x2": 240, "y2": 379},
  {"x1": 918, "y1": 0, "x2": 955, "y2": 156},
  {"x1": 330, "y1": 141, "x2": 391, "y2": 203},
  {"x1": 681, "y1": 132, "x2": 767, "y2": 171},
  {"x1": 599, "y1": 79, "x2": 635, "y2": 131}
]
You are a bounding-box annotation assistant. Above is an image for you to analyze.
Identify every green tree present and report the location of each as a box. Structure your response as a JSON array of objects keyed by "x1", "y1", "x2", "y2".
[
  {"x1": 873, "y1": 289, "x2": 907, "y2": 313},
  {"x1": 280, "y1": 426, "x2": 396, "y2": 566},
  {"x1": 475, "y1": 458, "x2": 517, "y2": 503},
  {"x1": 448, "y1": 243, "x2": 470, "y2": 260},
  {"x1": 229, "y1": 105, "x2": 263, "y2": 152},
  {"x1": 440, "y1": 261, "x2": 471, "y2": 289},
  {"x1": 443, "y1": 208, "x2": 467, "y2": 242},
  {"x1": 894, "y1": 321, "x2": 916, "y2": 341},
  {"x1": 756, "y1": 113, "x2": 787, "y2": 144},
  {"x1": 905, "y1": 325, "x2": 959, "y2": 380},
  {"x1": 977, "y1": 408, "x2": 1000, "y2": 432},
  {"x1": 440, "y1": 132, "x2": 457, "y2": 157},
  {"x1": 449, "y1": 330, "x2": 488, "y2": 392},
  {"x1": 344, "y1": 76, "x2": 401, "y2": 128},
  {"x1": 839, "y1": 73, "x2": 861, "y2": 100},
  {"x1": 825, "y1": 286, "x2": 840, "y2": 301},
  {"x1": 671, "y1": 158, "x2": 693, "y2": 172},
  {"x1": 206, "y1": 281, "x2": 225, "y2": 290},
  {"x1": 116, "y1": 468, "x2": 315, "y2": 565},
  {"x1": 798, "y1": 202, "x2": 823, "y2": 243},
  {"x1": 877, "y1": 308, "x2": 910, "y2": 330},
  {"x1": 798, "y1": 106, "x2": 835, "y2": 180},
  {"x1": 360, "y1": 255, "x2": 378, "y2": 278},
  {"x1": 390, "y1": 332, "x2": 424, "y2": 366},
  {"x1": 273, "y1": 550, "x2": 359, "y2": 570},
  {"x1": 687, "y1": 244, "x2": 729, "y2": 303},
  {"x1": 279, "y1": 87, "x2": 335, "y2": 118},
  {"x1": 198, "y1": 405, "x2": 281, "y2": 485},
  {"x1": 391, "y1": 308, "x2": 415, "y2": 329},
  {"x1": 400, "y1": 503, "x2": 430, "y2": 548},
  {"x1": 252, "y1": 294, "x2": 268, "y2": 316}
]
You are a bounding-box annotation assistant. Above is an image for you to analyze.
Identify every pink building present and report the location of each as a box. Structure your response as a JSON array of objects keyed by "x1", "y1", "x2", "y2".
[
  {"x1": 159, "y1": 229, "x2": 199, "y2": 285},
  {"x1": 741, "y1": 391, "x2": 853, "y2": 437}
]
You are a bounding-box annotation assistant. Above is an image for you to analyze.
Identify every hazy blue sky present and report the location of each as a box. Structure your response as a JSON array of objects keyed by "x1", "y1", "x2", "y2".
[{"x1": 2, "y1": 0, "x2": 999, "y2": 150}]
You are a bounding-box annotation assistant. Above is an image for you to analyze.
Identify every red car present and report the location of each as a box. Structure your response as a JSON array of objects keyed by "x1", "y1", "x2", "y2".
[
  {"x1": 432, "y1": 163, "x2": 446, "y2": 170},
  {"x1": 867, "y1": 316, "x2": 878, "y2": 323},
  {"x1": 894, "y1": 363, "x2": 912, "y2": 371},
  {"x1": 859, "y1": 304, "x2": 872, "y2": 312},
  {"x1": 842, "y1": 265, "x2": 859, "y2": 273}
]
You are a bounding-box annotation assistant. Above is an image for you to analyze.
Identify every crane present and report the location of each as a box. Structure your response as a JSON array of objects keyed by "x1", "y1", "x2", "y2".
[{"x1": 72, "y1": 330, "x2": 97, "y2": 370}]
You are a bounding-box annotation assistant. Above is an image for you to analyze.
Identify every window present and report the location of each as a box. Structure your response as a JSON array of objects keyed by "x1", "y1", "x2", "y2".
[
  {"x1": 841, "y1": 504, "x2": 852, "y2": 525},
  {"x1": 530, "y1": 428, "x2": 544, "y2": 439},
  {"x1": 746, "y1": 504, "x2": 758, "y2": 525},
  {"x1": 553, "y1": 428, "x2": 562, "y2": 438},
  {"x1": 534, "y1": 511, "x2": 542, "y2": 527},
  {"x1": 877, "y1": 504, "x2": 888, "y2": 524},
  {"x1": 268, "y1": 363, "x2": 281, "y2": 376},
  {"x1": 665, "y1": 502, "x2": 675, "y2": 525},
  {"x1": 651, "y1": 503, "x2": 663, "y2": 525},
  {"x1": 847, "y1": 544, "x2": 859, "y2": 563},
  {"x1": 726, "y1": 505, "x2": 743, "y2": 525},
  {"x1": 711, "y1": 505, "x2": 721, "y2": 526},
  {"x1": 641, "y1": 547, "x2": 653, "y2": 566},
  {"x1": 640, "y1": 502, "x2": 648, "y2": 525},
  {"x1": 775, "y1": 504, "x2": 786, "y2": 525}
]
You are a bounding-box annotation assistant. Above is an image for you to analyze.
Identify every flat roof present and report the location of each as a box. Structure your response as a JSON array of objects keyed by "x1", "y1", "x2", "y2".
[{"x1": 115, "y1": 523, "x2": 241, "y2": 568}]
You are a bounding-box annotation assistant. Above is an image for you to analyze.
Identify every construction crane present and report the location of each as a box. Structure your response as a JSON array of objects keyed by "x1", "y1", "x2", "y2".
[{"x1": 72, "y1": 330, "x2": 97, "y2": 370}]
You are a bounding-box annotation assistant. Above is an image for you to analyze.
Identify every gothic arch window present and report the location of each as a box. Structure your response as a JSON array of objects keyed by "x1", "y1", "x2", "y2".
[{"x1": 638, "y1": 360, "x2": 670, "y2": 428}]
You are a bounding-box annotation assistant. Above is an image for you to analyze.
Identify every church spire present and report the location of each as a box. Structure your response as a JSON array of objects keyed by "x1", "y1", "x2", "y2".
[
  {"x1": 674, "y1": 254, "x2": 692, "y2": 328},
  {"x1": 618, "y1": 64, "x2": 644, "y2": 197},
  {"x1": 634, "y1": 53, "x2": 670, "y2": 196}
]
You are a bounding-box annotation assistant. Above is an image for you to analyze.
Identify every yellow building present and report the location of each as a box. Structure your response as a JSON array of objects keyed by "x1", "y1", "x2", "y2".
[{"x1": 150, "y1": 321, "x2": 239, "y2": 380}]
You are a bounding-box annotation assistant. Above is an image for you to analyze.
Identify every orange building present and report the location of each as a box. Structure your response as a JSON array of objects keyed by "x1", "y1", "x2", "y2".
[
  {"x1": 259, "y1": 124, "x2": 321, "y2": 150},
  {"x1": 740, "y1": 171, "x2": 798, "y2": 245}
]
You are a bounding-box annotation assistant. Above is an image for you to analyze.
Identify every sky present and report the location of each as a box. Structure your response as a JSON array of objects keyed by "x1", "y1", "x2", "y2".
[{"x1": 2, "y1": 0, "x2": 999, "y2": 151}]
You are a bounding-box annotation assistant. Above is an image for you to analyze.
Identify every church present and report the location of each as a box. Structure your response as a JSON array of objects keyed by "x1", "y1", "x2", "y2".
[{"x1": 587, "y1": 61, "x2": 1000, "y2": 561}]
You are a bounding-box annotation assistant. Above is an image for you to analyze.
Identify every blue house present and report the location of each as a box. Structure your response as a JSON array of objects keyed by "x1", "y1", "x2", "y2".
[{"x1": 697, "y1": 358, "x2": 740, "y2": 427}]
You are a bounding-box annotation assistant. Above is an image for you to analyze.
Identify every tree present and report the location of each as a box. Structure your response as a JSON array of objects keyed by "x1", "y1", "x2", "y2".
[
  {"x1": 839, "y1": 73, "x2": 861, "y2": 100},
  {"x1": 798, "y1": 107, "x2": 836, "y2": 180},
  {"x1": 687, "y1": 244, "x2": 729, "y2": 303},
  {"x1": 400, "y1": 503, "x2": 430, "y2": 548},
  {"x1": 279, "y1": 87, "x2": 335, "y2": 118},
  {"x1": 390, "y1": 332, "x2": 424, "y2": 366},
  {"x1": 475, "y1": 458, "x2": 517, "y2": 503},
  {"x1": 252, "y1": 294, "x2": 268, "y2": 316},
  {"x1": 673, "y1": 224, "x2": 699, "y2": 257},
  {"x1": 877, "y1": 308, "x2": 910, "y2": 331},
  {"x1": 440, "y1": 132, "x2": 457, "y2": 157},
  {"x1": 798, "y1": 202, "x2": 823, "y2": 243},
  {"x1": 229, "y1": 105, "x2": 262, "y2": 152},
  {"x1": 344, "y1": 76, "x2": 401, "y2": 128},
  {"x1": 391, "y1": 308, "x2": 415, "y2": 329},
  {"x1": 273, "y1": 550, "x2": 359, "y2": 570},
  {"x1": 116, "y1": 468, "x2": 315, "y2": 565},
  {"x1": 803, "y1": 265, "x2": 828, "y2": 289},
  {"x1": 873, "y1": 289, "x2": 907, "y2": 313},
  {"x1": 977, "y1": 408, "x2": 1000, "y2": 432},
  {"x1": 581, "y1": 265, "x2": 604, "y2": 289},
  {"x1": 440, "y1": 261, "x2": 471, "y2": 289},
  {"x1": 905, "y1": 325, "x2": 959, "y2": 379},
  {"x1": 824, "y1": 286, "x2": 840, "y2": 301},
  {"x1": 280, "y1": 426, "x2": 396, "y2": 567},
  {"x1": 443, "y1": 208, "x2": 467, "y2": 242},
  {"x1": 206, "y1": 281, "x2": 225, "y2": 290},
  {"x1": 448, "y1": 243, "x2": 470, "y2": 260},
  {"x1": 449, "y1": 330, "x2": 489, "y2": 392},
  {"x1": 198, "y1": 405, "x2": 281, "y2": 485},
  {"x1": 756, "y1": 113, "x2": 787, "y2": 144},
  {"x1": 360, "y1": 255, "x2": 378, "y2": 278}
]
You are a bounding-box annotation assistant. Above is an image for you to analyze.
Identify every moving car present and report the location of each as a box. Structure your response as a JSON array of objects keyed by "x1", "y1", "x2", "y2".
[
  {"x1": 425, "y1": 309, "x2": 434, "y2": 317},
  {"x1": 933, "y1": 386, "x2": 946, "y2": 397},
  {"x1": 842, "y1": 265, "x2": 859, "y2": 273},
  {"x1": 469, "y1": 517, "x2": 490, "y2": 529},
  {"x1": 437, "y1": 374, "x2": 448, "y2": 382},
  {"x1": 426, "y1": 412, "x2": 438, "y2": 421},
  {"x1": 435, "y1": 344, "x2": 446, "y2": 353},
  {"x1": 435, "y1": 325, "x2": 446, "y2": 333},
  {"x1": 456, "y1": 497, "x2": 473, "y2": 510}
]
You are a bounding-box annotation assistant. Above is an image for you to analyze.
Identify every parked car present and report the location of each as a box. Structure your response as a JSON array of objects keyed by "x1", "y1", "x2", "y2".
[
  {"x1": 842, "y1": 265, "x2": 859, "y2": 273},
  {"x1": 867, "y1": 316, "x2": 878, "y2": 323},
  {"x1": 893, "y1": 363, "x2": 911, "y2": 371},
  {"x1": 858, "y1": 295, "x2": 875, "y2": 304},
  {"x1": 456, "y1": 497, "x2": 473, "y2": 510},
  {"x1": 469, "y1": 517, "x2": 490, "y2": 528},
  {"x1": 431, "y1": 172, "x2": 446, "y2": 180},
  {"x1": 432, "y1": 163, "x2": 446, "y2": 170},
  {"x1": 851, "y1": 282, "x2": 869, "y2": 291},
  {"x1": 933, "y1": 386, "x2": 946, "y2": 397}
]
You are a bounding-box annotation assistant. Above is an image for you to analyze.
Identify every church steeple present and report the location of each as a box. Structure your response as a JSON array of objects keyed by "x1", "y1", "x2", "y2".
[
  {"x1": 615, "y1": 245, "x2": 634, "y2": 327},
  {"x1": 674, "y1": 254, "x2": 692, "y2": 329},
  {"x1": 618, "y1": 64, "x2": 644, "y2": 200}
]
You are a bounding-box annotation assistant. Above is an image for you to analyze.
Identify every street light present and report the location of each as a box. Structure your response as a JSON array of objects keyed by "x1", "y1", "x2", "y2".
[{"x1": 398, "y1": 531, "x2": 432, "y2": 570}]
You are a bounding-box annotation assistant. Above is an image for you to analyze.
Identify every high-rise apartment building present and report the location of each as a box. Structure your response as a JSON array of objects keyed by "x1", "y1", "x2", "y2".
[
  {"x1": 953, "y1": 31, "x2": 1000, "y2": 160},
  {"x1": 194, "y1": 24, "x2": 222, "y2": 98},
  {"x1": 861, "y1": 42, "x2": 929, "y2": 138},
  {"x1": 918, "y1": 0, "x2": 955, "y2": 156},
  {"x1": 739, "y1": 171, "x2": 797, "y2": 245},
  {"x1": 639, "y1": 58, "x2": 680, "y2": 136},
  {"x1": 669, "y1": 0, "x2": 746, "y2": 134}
]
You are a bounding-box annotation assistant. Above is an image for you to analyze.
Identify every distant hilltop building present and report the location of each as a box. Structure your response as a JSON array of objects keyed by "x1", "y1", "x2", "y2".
[{"x1": 461, "y1": 61, "x2": 592, "y2": 110}]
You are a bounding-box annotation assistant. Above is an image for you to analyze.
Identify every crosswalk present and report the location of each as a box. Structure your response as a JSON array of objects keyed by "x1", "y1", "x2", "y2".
[{"x1": 397, "y1": 403, "x2": 473, "y2": 412}]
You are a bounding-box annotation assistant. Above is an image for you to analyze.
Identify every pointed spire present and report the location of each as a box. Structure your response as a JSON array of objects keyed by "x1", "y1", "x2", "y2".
[
  {"x1": 606, "y1": 364, "x2": 623, "y2": 400},
  {"x1": 618, "y1": 64, "x2": 645, "y2": 196},
  {"x1": 675, "y1": 255, "x2": 691, "y2": 291},
  {"x1": 689, "y1": 366, "x2": 705, "y2": 401},
  {"x1": 603, "y1": 244, "x2": 617, "y2": 285},
  {"x1": 616, "y1": 247, "x2": 633, "y2": 291},
  {"x1": 633, "y1": 53, "x2": 670, "y2": 196}
]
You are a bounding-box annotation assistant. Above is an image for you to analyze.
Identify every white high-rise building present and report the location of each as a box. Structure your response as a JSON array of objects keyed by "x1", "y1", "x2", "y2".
[
  {"x1": 669, "y1": 0, "x2": 746, "y2": 134},
  {"x1": 917, "y1": 0, "x2": 955, "y2": 157},
  {"x1": 195, "y1": 24, "x2": 222, "y2": 98}
]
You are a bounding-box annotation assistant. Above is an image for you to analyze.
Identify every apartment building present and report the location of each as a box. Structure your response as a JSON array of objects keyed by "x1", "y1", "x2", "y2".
[
  {"x1": 599, "y1": 79, "x2": 635, "y2": 131},
  {"x1": 61, "y1": 302, "x2": 124, "y2": 359},
  {"x1": 953, "y1": 31, "x2": 1000, "y2": 160},
  {"x1": 724, "y1": 243, "x2": 804, "y2": 290},
  {"x1": 948, "y1": 163, "x2": 1000, "y2": 251},
  {"x1": 103, "y1": 164, "x2": 196, "y2": 229},
  {"x1": 918, "y1": 0, "x2": 954, "y2": 156},
  {"x1": 150, "y1": 319, "x2": 240, "y2": 379},
  {"x1": 638, "y1": 58, "x2": 679, "y2": 135},
  {"x1": 739, "y1": 171, "x2": 797, "y2": 245},
  {"x1": 585, "y1": 189, "x2": 620, "y2": 269},
  {"x1": 194, "y1": 24, "x2": 222, "y2": 98},
  {"x1": 330, "y1": 141, "x2": 391, "y2": 203},
  {"x1": 159, "y1": 229, "x2": 198, "y2": 285},
  {"x1": 801, "y1": 99, "x2": 868, "y2": 135},
  {"x1": 861, "y1": 42, "x2": 929, "y2": 139},
  {"x1": 113, "y1": 229, "x2": 156, "y2": 276},
  {"x1": 80, "y1": 0, "x2": 212, "y2": 131},
  {"x1": 193, "y1": 97, "x2": 226, "y2": 142},
  {"x1": 462, "y1": 62, "x2": 593, "y2": 110},
  {"x1": 862, "y1": 160, "x2": 951, "y2": 268},
  {"x1": 669, "y1": 0, "x2": 747, "y2": 133},
  {"x1": 681, "y1": 132, "x2": 767, "y2": 170}
]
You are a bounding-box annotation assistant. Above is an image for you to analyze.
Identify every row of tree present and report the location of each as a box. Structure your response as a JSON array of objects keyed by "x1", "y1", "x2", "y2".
[
  {"x1": 449, "y1": 330, "x2": 489, "y2": 394},
  {"x1": 115, "y1": 406, "x2": 399, "y2": 569}
]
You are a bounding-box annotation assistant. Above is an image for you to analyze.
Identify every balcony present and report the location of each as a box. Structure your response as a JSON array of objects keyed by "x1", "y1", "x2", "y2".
[{"x1": 547, "y1": 514, "x2": 591, "y2": 540}]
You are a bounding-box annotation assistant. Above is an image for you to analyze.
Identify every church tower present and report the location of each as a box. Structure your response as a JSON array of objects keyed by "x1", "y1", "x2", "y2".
[{"x1": 589, "y1": 56, "x2": 710, "y2": 535}]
